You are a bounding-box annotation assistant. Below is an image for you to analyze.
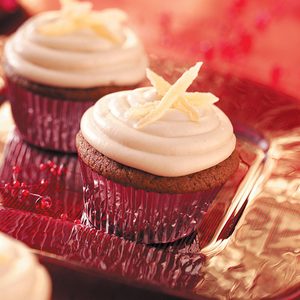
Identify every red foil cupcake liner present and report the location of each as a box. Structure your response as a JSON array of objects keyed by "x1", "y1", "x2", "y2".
[
  {"x1": 6, "y1": 78, "x2": 94, "y2": 153},
  {"x1": 79, "y1": 158, "x2": 222, "y2": 244}
]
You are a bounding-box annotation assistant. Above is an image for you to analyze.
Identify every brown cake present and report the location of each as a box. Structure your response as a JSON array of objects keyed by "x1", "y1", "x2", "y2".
[
  {"x1": 76, "y1": 131, "x2": 239, "y2": 194},
  {"x1": 4, "y1": 63, "x2": 137, "y2": 102}
]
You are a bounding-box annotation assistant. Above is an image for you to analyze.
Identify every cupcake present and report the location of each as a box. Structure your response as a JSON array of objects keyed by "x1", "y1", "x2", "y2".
[
  {"x1": 76, "y1": 62, "x2": 239, "y2": 244},
  {"x1": 0, "y1": 232, "x2": 51, "y2": 300},
  {"x1": 3, "y1": 0, "x2": 147, "y2": 152}
]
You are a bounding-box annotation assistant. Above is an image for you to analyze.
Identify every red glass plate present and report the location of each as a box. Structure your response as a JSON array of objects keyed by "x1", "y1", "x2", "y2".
[{"x1": 0, "y1": 60, "x2": 300, "y2": 299}]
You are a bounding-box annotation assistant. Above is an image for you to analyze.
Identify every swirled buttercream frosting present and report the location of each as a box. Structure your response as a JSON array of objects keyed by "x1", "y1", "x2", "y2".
[
  {"x1": 4, "y1": 1, "x2": 147, "y2": 88},
  {"x1": 0, "y1": 233, "x2": 51, "y2": 300},
  {"x1": 80, "y1": 62, "x2": 236, "y2": 177}
]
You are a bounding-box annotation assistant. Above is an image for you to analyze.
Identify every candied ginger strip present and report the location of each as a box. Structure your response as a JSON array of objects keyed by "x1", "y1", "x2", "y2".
[
  {"x1": 147, "y1": 68, "x2": 199, "y2": 120},
  {"x1": 95, "y1": 9, "x2": 128, "y2": 23},
  {"x1": 62, "y1": 1, "x2": 92, "y2": 19},
  {"x1": 125, "y1": 102, "x2": 158, "y2": 119},
  {"x1": 85, "y1": 19, "x2": 122, "y2": 44},
  {"x1": 177, "y1": 97, "x2": 199, "y2": 121},
  {"x1": 136, "y1": 62, "x2": 202, "y2": 128},
  {"x1": 38, "y1": 19, "x2": 78, "y2": 36},
  {"x1": 146, "y1": 68, "x2": 170, "y2": 96},
  {"x1": 186, "y1": 92, "x2": 219, "y2": 105},
  {"x1": 39, "y1": 0, "x2": 126, "y2": 43}
]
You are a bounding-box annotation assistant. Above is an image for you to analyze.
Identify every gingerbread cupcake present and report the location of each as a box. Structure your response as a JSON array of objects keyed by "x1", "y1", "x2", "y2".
[
  {"x1": 3, "y1": 0, "x2": 147, "y2": 152},
  {"x1": 77, "y1": 62, "x2": 239, "y2": 244}
]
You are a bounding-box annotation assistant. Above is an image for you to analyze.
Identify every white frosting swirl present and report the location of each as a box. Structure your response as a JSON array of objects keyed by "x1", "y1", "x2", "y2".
[
  {"x1": 81, "y1": 87, "x2": 236, "y2": 177},
  {"x1": 0, "y1": 233, "x2": 51, "y2": 300},
  {"x1": 4, "y1": 11, "x2": 148, "y2": 88}
]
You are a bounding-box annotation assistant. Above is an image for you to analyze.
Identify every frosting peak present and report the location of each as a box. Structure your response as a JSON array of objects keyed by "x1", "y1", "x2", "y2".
[
  {"x1": 38, "y1": 1, "x2": 127, "y2": 44},
  {"x1": 4, "y1": 2, "x2": 147, "y2": 88}
]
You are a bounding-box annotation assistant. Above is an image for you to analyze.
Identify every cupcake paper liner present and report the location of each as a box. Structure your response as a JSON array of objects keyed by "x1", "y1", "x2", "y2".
[
  {"x1": 6, "y1": 78, "x2": 94, "y2": 153},
  {"x1": 79, "y1": 158, "x2": 222, "y2": 244}
]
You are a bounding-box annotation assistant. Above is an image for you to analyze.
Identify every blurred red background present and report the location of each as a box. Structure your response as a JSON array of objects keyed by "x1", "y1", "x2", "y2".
[{"x1": 4, "y1": 0, "x2": 300, "y2": 99}]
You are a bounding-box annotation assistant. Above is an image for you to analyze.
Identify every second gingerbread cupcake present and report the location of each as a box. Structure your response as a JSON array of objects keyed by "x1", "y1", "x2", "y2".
[{"x1": 3, "y1": 0, "x2": 147, "y2": 152}]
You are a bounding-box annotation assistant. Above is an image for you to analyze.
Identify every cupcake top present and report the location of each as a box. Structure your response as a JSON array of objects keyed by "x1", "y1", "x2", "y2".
[
  {"x1": 0, "y1": 233, "x2": 51, "y2": 300},
  {"x1": 80, "y1": 62, "x2": 236, "y2": 177},
  {"x1": 4, "y1": 0, "x2": 147, "y2": 88}
]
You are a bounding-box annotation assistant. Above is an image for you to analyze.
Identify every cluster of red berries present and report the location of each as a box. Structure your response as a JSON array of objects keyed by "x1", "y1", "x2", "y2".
[
  {"x1": 39, "y1": 160, "x2": 66, "y2": 176},
  {"x1": 0, "y1": 160, "x2": 81, "y2": 224},
  {"x1": 58, "y1": 213, "x2": 80, "y2": 224},
  {"x1": 1, "y1": 162, "x2": 55, "y2": 210}
]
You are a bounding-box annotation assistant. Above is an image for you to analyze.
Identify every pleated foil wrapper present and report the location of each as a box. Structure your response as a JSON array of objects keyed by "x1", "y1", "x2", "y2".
[
  {"x1": 6, "y1": 78, "x2": 94, "y2": 153},
  {"x1": 79, "y1": 158, "x2": 222, "y2": 244}
]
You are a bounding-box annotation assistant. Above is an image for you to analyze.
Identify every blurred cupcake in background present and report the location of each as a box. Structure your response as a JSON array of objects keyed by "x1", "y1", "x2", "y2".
[
  {"x1": 0, "y1": 232, "x2": 52, "y2": 300},
  {"x1": 77, "y1": 61, "x2": 239, "y2": 244},
  {"x1": 3, "y1": 0, "x2": 148, "y2": 152}
]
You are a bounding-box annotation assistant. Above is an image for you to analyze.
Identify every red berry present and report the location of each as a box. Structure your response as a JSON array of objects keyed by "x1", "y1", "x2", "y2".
[
  {"x1": 40, "y1": 178, "x2": 48, "y2": 186},
  {"x1": 21, "y1": 189, "x2": 30, "y2": 198},
  {"x1": 39, "y1": 163, "x2": 47, "y2": 171},
  {"x1": 4, "y1": 183, "x2": 11, "y2": 190},
  {"x1": 20, "y1": 182, "x2": 27, "y2": 188},
  {"x1": 60, "y1": 213, "x2": 68, "y2": 221},
  {"x1": 40, "y1": 197, "x2": 52, "y2": 209},
  {"x1": 47, "y1": 160, "x2": 55, "y2": 168},
  {"x1": 50, "y1": 167, "x2": 57, "y2": 175},
  {"x1": 74, "y1": 219, "x2": 81, "y2": 225},
  {"x1": 57, "y1": 166, "x2": 66, "y2": 176},
  {"x1": 12, "y1": 165, "x2": 21, "y2": 174},
  {"x1": 12, "y1": 180, "x2": 20, "y2": 188}
]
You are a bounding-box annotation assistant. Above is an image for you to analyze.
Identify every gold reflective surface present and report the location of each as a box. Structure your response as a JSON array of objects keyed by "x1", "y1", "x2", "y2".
[{"x1": 195, "y1": 131, "x2": 300, "y2": 299}]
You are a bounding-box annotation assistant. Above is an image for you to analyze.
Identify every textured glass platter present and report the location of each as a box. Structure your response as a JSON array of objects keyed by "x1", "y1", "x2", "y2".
[{"x1": 0, "y1": 59, "x2": 300, "y2": 299}]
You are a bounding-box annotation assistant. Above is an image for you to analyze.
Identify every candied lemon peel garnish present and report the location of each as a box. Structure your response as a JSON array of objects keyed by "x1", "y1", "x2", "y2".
[
  {"x1": 38, "y1": 0, "x2": 127, "y2": 44},
  {"x1": 126, "y1": 62, "x2": 219, "y2": 128}
]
